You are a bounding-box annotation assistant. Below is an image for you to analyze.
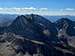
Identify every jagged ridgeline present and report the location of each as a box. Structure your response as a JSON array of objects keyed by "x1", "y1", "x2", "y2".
[
  {"x1": 0, "y1": 14, "x2": 58, "y2": 43},
  {"x1": 0, "y1": 14, "x2": 75, "y2": 56},
  {"x1": 55, "y1": 18, "x2": 75, "y2": 36}
]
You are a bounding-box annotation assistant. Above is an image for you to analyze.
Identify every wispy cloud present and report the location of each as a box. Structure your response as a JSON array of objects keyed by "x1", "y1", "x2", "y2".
[
  {"x1": 0, "y1": 7, "x2": 49, "y2": 15},
  {"x1": 0, "y1": 7, "x2": 75, "y2": 16},
  {"x1": 60, "y1": 8, "x2": 75, "y2": 11},
  {"x1": 64, "y1": 8, "x2": 75, "y2": 11}
]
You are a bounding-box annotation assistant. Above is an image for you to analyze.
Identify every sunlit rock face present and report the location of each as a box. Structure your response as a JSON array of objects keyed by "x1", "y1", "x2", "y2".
[{"x1": 0, "y1": 33, "x2": 48, "y2": 56}]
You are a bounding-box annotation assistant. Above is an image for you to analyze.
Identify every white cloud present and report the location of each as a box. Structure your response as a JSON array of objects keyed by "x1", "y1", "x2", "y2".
[
  {"x1": 60, "y1": 8, "x2": 75, "y2": 11},
  {"x1": 39, "y1": 8, "x2": 48, "y2": 11},
  {"x1": 0, "y1": 7, "x2": 49, "y2": 15},
  {"x1": 23, "y1": 7, "x2": 36, "y2": 10},
  {"x1": 0, "y1": 7, "x2": 75, "y2": 16},
  {"x1": 65, "y1": 8, "x2": 75, "y2": 11}
]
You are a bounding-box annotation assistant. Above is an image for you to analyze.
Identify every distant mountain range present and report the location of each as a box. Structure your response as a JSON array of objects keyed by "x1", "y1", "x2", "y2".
[
  {"x1": 0, "y1": 14, "x2": 75, "y2": 42},
  {"x1": 0, "y1": 14, "x2": 75, "y2": 56},
  {"x1": 44, "y1": 15, "x2": 75, "y2": 22},
  {"x1": 0, "y1": 14, "x2": 75, "y2": 26},
  {"x1": 0, "y1": 14, "x2": 17, "y2": 26}
]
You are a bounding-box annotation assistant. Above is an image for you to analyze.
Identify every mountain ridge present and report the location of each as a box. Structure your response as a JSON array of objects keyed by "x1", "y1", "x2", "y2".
[{"x1": 0, "y1": 14, "x2": 75, "y2": 56}]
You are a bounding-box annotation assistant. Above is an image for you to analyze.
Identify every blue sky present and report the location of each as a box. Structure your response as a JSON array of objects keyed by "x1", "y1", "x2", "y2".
[
  {"x1": 0, "y1": 0, "x2": 75, "y2": 9},
  {"x1": 0, "y1": 0, "x2": 75, "y2": 15}
]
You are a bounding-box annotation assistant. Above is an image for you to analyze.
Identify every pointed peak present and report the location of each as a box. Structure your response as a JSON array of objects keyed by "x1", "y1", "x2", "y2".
[
  {"x1": 58, "y1": 18, "x2": 72, "y2": 22},
  {"x1": 56, "y1": 18, "x2": 73, "y2": 25},
  {"x1": 17, "y1": 15, "x2": 26, "y2": 19}
]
